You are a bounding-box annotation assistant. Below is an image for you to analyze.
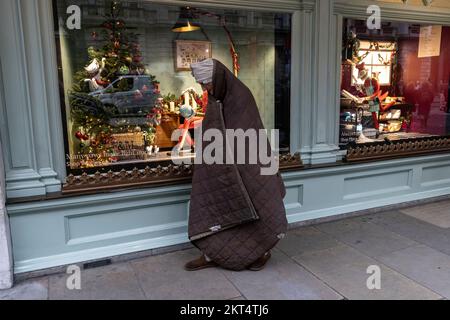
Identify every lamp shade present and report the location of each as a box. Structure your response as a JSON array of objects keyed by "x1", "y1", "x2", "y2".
[{"x1": 172, "y1": 7, "x2": 201, "y2": 32}]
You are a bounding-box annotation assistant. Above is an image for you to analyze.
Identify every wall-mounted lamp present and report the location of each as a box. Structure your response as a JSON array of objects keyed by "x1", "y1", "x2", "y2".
[
  {"x1": 171, "y1": 7, "x2": 201, "y2": 32},
  {"x1": 172, "y1": 6, "x2": 240, "y2": 76}
]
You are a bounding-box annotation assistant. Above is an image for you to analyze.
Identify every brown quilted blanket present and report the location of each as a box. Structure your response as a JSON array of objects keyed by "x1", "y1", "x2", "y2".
[{"x1": 188, "y1": 60, "x2": 288, "y2": 271}]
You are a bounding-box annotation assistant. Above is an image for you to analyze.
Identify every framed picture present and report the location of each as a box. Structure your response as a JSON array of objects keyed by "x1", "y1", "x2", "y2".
[{"x1": 175, "y1": 40, "x2": 212, "y2": 72}]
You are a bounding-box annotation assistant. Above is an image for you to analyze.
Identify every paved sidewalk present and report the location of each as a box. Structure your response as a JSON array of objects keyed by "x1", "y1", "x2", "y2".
[{"x1": 2, "y1": 200, "x2": 450, "y2": 300}]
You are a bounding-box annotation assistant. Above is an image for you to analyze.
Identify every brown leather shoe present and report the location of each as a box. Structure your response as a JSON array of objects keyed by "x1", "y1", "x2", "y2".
[
  {"x1": 247, "y1": 251, "x2": 272, "y2": 271},
  {"x1": 184, "y1": 255, "x2": 218, "y2": 271}
]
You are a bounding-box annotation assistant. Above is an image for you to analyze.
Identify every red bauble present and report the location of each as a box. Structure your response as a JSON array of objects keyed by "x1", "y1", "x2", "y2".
[
  {"x1": 82, "y1": 134, "x2": 89, "y2": 141},
  {"x1": 132, "y1": 54, "x2": 142, "y2": 62},
  {"x1": 75, "y1": 131, "x2": 84, "y2": 140},
  {"x1": 95, "y1": 78, "x2": 110, "y2": 87}
]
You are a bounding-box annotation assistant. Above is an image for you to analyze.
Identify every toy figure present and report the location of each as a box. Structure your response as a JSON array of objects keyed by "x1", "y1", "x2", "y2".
[
  {"x1": 84, "y1": 58, "x2": 109, "y2": 92},
  {"x1": 354, "y1": 62, "x2": 389, "y2": 130},
  {"x1": 176, "y1": 89, "x2": 207, "y2": 152}
]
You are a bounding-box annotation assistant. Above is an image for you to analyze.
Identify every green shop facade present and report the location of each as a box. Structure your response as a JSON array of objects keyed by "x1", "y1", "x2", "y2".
[{"x1": 1, "y1": 0, "x2": 450, "y2": 288}]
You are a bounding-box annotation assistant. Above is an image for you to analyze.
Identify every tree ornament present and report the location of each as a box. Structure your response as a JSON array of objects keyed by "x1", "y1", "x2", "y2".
[
  {"x1": 133, "y1": 55, "x2": 142, "y2": 63},
  {"x1": 75, "y1": 131, "x2": 84, "y2": 140},
  {"x1": 84, "y1": 58, "x2": 108, "y2": 92},
  {"x1": 102, "y1": 22, "x2": 113, "y2": 30},
  {"x1": 119, "y1": 65, "x2": 130, "y2": 75}
]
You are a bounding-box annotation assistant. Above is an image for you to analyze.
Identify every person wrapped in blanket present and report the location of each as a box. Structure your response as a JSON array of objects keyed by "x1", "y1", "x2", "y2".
[{"x1": 184, "y1": 59, "x2": 288, "y2": 272}]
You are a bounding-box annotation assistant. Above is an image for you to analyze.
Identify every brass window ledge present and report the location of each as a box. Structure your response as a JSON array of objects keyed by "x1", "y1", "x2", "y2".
[
  {"x1": 61, "y1": 152, "x2": 304, "y2": 195},
  {"x1": 346, "y1": 136, "x2": 450, "y2": 163}
]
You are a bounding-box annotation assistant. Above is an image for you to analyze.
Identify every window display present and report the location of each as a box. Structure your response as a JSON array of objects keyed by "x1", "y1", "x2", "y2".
[
  {"x1": 54, "y1": 0, "x2": 292, "y2": 184},
  {"x1": 340, "y1": 19, "x2": 450, "y2": 158},
  {"x1": 351, "y1": 41, "x2": 395, "y2": 86}
]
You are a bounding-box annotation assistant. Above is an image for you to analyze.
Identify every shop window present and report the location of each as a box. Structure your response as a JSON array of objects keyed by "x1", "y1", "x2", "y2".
[
  {"x1": 53, "y1": 0, "x2": 292, "y2": 190},
  {"x1": 341, "y1": 19, "x2": 450, "y2": 160}
]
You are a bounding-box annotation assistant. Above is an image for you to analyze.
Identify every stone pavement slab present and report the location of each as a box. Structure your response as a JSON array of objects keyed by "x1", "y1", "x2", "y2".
[
  {"x1": 378, "y1": 244, "x2": 450, "y2": 299},
  {"x1": 48, "y1": 262, "x2": 145, "y2": 300},
  {"x1": 368, "y1": 210, "x2": 450, "y2": 256},
  {"x1": 221, "y1": 249, "x2": 342, "y2": 300},
  {"x1": 0, "y1": 277, "x2": 48, "y2": 300},
  {"x1": 315, "y1": 216, "x2": 417, "y2": 257},
  {"x1": 276, "y1": 226, "x2": 341, "y2": 257},
  {"x1": 292, "y1": 244, "x2": 442, "y2": 300},
  {"x1": 130, "y1": 249, "x2": 241, "y2": 300},
  {"x1": 399, "y1": 201, "x2": 450, "y2": 229}
]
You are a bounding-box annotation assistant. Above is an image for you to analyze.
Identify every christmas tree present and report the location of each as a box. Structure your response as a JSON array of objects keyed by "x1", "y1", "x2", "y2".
[{"x1": 69, "y1": 0, "x2": 161, "y2": 168}]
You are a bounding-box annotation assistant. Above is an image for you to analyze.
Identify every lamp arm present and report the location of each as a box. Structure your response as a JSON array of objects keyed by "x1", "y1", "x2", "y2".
[
  {"x1": 221, "y1": 24, "x2": 240, "y2": 77},
  {"x1": 191, "y1": 8, "x2": 240, "y2": 76}
]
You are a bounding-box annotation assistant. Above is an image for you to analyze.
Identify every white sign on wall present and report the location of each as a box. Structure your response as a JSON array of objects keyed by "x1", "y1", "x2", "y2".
[{"x1": 418, "y1": 25, "x2": 442, "y2": 58}]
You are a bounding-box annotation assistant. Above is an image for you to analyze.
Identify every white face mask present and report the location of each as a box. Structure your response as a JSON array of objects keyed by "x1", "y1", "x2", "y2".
[{"x1": 191, "y1": 59, "x2": 214, "y2": 84}]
